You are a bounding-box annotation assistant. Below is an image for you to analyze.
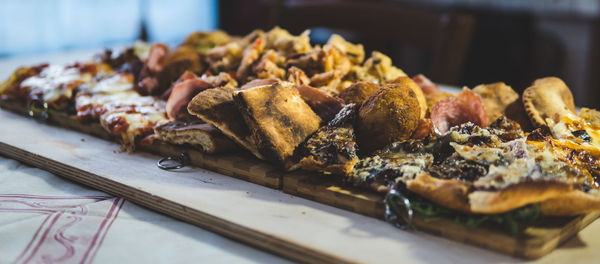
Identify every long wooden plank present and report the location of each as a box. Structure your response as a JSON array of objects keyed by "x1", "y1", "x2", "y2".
[
  {"x1": 1, "y1": 105, "x2": 527, "y2": 264},
  {"x1": 282, "y1": 171, "x2": 600, "y2": 259}
]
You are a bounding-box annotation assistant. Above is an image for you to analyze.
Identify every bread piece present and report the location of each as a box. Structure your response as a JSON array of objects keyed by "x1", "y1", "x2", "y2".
[
  {"x1": 472, "y1": 82, "x2": 519, "y2": 124},
  {"x1": 406, "y1": 174, "x2": 472, "y2": 213},
  {"x1": 540, "y1": 190, "x2": 600, "y2": 216},
  {"x1": 523, "y1": 77, "x2": 576, "y2": 127},
  {"x1": 233, "y1": 82, "x2": 322, "y2": 169},
  {"x1": 154, "y1": 121, "x2": 238, "y2": 154},
  {"x1": 468, "y1": 180, "x2": 574, "y2": 214},
  {"x1": 187, "y1": 86, "x2": 263, "y2": 159}
]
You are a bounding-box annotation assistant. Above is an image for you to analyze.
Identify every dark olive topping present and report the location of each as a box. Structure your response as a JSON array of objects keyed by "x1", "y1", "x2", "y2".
[{"x1": 572, "y1": 129, "x2": 592, "y2": 142}]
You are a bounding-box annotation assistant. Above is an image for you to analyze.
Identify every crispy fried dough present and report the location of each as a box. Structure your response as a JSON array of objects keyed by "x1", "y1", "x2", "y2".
[
  {"x1": 337, "y1": 81, "x2": 380, "y2": 105},
  {"x1": 388, "y1": 76, "x2": 427, "y2": 119},
  {"x1": 504, "y1": 99, "x2": 534, "y2": 132},
  {"x1": 523, "y1": 77, "x2": 576, "y2": 127},
  {"x1": 472, "y1": 82, "x2": 519, "y2": 124},
  {"x1": 187, "y1": 86, "x2": 263, "y2": 158},
  {"x1": 233, "y1": 82, "x2": 321, "y2": 169},
  {"x1": 357, "y1": 83, "x2": 421, "y2": 154}
]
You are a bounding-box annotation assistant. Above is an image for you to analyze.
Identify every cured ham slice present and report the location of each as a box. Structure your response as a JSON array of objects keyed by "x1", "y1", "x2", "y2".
[
  {"x1": 412, "y1": 74, "x2": 439, "y2": 95},
  {"x1": 136, "y1": 43, "x2": 169, "y2": 95},
  {"x1": 457, "y1": 88, "x2": 489, "y2": 128},
  {"x1": 166, "y1": 78, "x2": 212, "y2": 120},
  {"x1": 294, "y1": 84, "x2": 343, "y2": 123},
  {"x1": 431, "y1": 88, "x2": 488, "y2": 134}
]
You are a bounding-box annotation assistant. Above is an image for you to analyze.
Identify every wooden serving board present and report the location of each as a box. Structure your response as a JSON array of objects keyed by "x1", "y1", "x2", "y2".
[
  {"x1": 283, "y1": 171, "x2": 600, "y2": 259},
  {"x1": 1, "y1": 100, "x2": 598, "y2": 260}
]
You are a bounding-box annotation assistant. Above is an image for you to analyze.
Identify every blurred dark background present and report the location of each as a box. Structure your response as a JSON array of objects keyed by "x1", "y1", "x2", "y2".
[{"x1": 1, "y1": 0, "x2": 599, "y2": 108}]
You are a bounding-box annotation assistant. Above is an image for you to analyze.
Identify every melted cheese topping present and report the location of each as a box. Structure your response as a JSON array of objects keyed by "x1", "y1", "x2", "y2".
[
  {"x1": 450, "y1": 142, "x2": 504, "y2": 165},
  {"x1": 76, "y1": 74, "x2": 166, "y2": 117},
  {"x1": 547, "y1": 112, "x2": 600, "y2": 150},
  {"x1": 75, "y1": 73, "x2": 167, "y2": 149},
  {"x1": 472, "y1": 139, "x2": 587, "y2": 189},
  {"x1": 21, "y1": 65, "x2": 89, "y2": 104},
  {"x1": 79, "y1": 74, "x2": 134, "y2": 94}
]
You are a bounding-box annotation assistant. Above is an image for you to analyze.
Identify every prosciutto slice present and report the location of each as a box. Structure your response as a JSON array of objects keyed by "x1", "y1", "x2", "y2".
[
  {"x1": 412, "y1": 74, "x2": 440, "y2": 95},
  {"x1": 431, "y1": 88, "x2": 488, "y2": 134},
  {"x1": 136, "y1": 43, "x2": 169, "y2": 95},
  {"x1": 166, "y1": 78, "x2": 212, "y2": 120},
  {"x1": 294, "y1": 85, "x2": 343, "y2": 122}
]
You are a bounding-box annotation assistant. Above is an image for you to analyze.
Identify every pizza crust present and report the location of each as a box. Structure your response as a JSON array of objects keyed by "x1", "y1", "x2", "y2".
[
  {"x1": 469, "y1": 180, "x2": 574, "y2": 214},
  {"x1": 406, "y1": 173, "x2": 600, "y2": 216},
  {"x1": 540, "y1": 190, "x2": 600, "y2": 216},
  {"x1": 406, "y1": 174, "x2": 472, "y2": 213}
]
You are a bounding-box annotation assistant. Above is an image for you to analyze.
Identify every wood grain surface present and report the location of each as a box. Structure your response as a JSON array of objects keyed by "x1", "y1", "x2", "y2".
[{"x1": 1, "y1": 99, "x2": 598, "y2": 260}]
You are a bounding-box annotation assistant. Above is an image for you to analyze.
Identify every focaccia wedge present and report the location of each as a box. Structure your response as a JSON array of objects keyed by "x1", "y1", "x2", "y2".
[
  {"x1": 233, "y1": 82, "x2": 322, "y2": 170},
  {"x1": 187, "y1": 86, "x2": 263, "y2": 159}
]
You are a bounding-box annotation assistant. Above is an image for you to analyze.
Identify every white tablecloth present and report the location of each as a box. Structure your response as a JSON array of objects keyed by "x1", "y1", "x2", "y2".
[{"x1": 0, "y1": 156, "x2": 288, "y2": 263}]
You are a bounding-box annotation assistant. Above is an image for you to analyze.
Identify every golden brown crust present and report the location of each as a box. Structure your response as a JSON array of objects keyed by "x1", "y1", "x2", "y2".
[
  {"x1": 406, "y1": 174, "x2": 472, "y2": 213},
  {"x1": 337, "y1": 81, "x2": 380, "y2": 105},
  {"x1": 472, "y1": 82, "x2": 519, "y2": 124},
  {"x1": 233, "y1": 82, "x2": 321, "y2": 169},
  {"x1": 187, "y1": 86, "x2": 263, "y2": 158},
  {"x1": 468, "y1": 180, "x2": 574, "y2": 214},
  {"x1": 407, "y1": 174, "x2": 595, "y2": 216},
  {"x1": 504, "y1": 99, "x2": 534, "y2": 132},
  {"x1": 522, "y1": 77, "x2": 576, "y2": 127},
  {"x1": 540, "y1": 190, "x2": 600, "y2": 216},
  {"x1": 388, "y1": 77, "x2": 427, "y2": 120},
  {"x1": 357, "y1": 83, "x2": 420, "y2": 154}
]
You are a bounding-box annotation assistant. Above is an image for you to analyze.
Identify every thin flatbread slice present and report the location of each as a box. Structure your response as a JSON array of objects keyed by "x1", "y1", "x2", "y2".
[
  {"x1": 187, "y1": 86, "x2": 263, "y2": 159},
  {"x1": 540, "y1": 190, "x2": 600, "y2": 216},
  {"x1": 472, "y1": 82, "x2": 519, "y2": 124},
  {"x1": 522, "y1": 77, "x2": 576, "y2": 127},
  {"x1": 468, "y1": 180, "x2": 573, "y2": 214},
  {"x1": 154, "y1": 121, "x2": 238, "y2": 154},
  {"x1": 406, "y1": 174, "x2": 472, "y2": 213}
]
